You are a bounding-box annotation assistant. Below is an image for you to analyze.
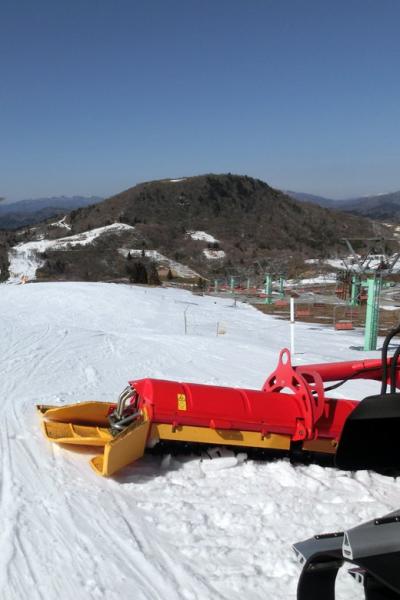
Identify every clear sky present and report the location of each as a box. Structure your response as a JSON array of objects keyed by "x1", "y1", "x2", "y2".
[{"x1": 1, "y1": 0, "x2": 400, "y2": 201}]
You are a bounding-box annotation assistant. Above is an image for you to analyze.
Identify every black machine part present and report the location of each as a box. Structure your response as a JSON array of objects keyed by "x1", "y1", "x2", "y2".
[
  {"x1": 335, "y1": 393, "x2": 400, "y2": 473},
  {"x1": 335, "y1": 324, "x2": 400, "y2": 474},
  {"x1": 381, "y1": 325, "x2": 400, "y2": 395},
  {"x1": 349, "y1": 569, "x2": 400, "y2": 600},
  {"x1": 293, "y1": 533, "x2": 344, "y2": 600},
  {"x1": 294, "y1": 511, "x2": 400, "y2": 599}
]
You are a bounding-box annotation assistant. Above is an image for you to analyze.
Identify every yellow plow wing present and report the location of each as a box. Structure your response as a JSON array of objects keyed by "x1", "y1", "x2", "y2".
[
  {"x1": 37, "y1": 401, "x2": 114, "y2": 426},
  {"x1": 38, "y1": 402, "x2": 150, "y2": 477},
  {"x1": 91, "y1": 416, "x2": 150, "y2": 476}
]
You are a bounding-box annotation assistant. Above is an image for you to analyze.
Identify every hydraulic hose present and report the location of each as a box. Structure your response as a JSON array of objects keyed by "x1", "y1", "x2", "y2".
[
  {"x1": 381, "y1": 324, "x2": 400, "y2": 395},
  {"x1": 390, "y1": 345, "x2": 400, "y2": 394}
]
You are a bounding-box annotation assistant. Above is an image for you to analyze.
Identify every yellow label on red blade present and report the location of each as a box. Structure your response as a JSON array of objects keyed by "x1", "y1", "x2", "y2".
[{"x1": 177, "y1": 393, "x2": 187, "y2": 411}]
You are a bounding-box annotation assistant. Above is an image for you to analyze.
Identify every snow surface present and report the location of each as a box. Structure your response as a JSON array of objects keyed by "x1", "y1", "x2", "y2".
[
  {"x1": 187, "y1": 231, "x2": 219, "y2": 244},
  {"x1": 288, "y1": 273, "x2": 337, "y2": 286},
  {"x1": 8, "y1": 223, "x2": 136, "y2": 282},
  {"x1": 0, "y1": 281, "x2": 398, "y2": 599},
  {"x1": 49, "y1": 215, "x2": 72, "y2": 230},
  {"x1": 203, "y1": 249, "x2": 226, "y2": 260}
]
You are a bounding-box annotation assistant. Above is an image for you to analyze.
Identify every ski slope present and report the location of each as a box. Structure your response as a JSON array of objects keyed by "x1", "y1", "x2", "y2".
[{"x1": 0, "y1": 282, "x2": 399, "y2": 600}]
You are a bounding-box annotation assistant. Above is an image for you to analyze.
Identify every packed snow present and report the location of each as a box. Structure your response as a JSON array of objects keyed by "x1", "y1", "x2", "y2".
[
  {"x1": 49, "y1": 215, "x2": 72, "y2": 230},
  {"x1": 288, "y1": 273, "x2": 337, "y2": 286},
  {"x1": 203, "y1": 249, "x2": 226, "y2": 260},
  {"x1": 0, "y1": 281, "x2": 398, "y2": 600},
  {"x1": 8, "y1": 223, "x2": 136, "y2": 281},
  {"x1": 187, "y1": 231, "x2": 219, "y2": 244}
]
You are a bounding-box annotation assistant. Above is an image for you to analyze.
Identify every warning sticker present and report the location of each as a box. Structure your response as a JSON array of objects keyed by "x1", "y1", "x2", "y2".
[{"x1": 177, "y1": 393, "x2": 187, "y2": 411}]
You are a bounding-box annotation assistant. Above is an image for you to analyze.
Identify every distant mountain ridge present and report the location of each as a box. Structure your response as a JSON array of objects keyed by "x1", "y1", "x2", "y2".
[
  {"x1": 0, "y1": 196, "x2": 103, "y2": 230},
  {"x1": 340, "y1": 191, "x2": 400, "y2": 221},
  {"x1": 286, "y1": 191, "x2": 340, "y2": 209},
  {"x1": 287, "y1": 190, "x2": 400, "y2": 221}
]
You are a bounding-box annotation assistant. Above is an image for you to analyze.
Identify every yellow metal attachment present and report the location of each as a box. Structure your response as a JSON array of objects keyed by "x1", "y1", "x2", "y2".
[
  {"x1": 91, "y1": 414, "x2": 150, "y2": 476},
  {"x1": 42, "y1": 421, "x2": 112, "y2": 446},
  {"x1": 302, "y1": 438, "x2": 337, "y2": 455},
  {"x1": 153, "y1": 423, "x2": 291, "y2": 451},
  {"x1": 37, "y1": 401, "x2": 114, "y2": 426},
  {"x1": 38, "y1": 402, "x2": 151, "y2": 477}
]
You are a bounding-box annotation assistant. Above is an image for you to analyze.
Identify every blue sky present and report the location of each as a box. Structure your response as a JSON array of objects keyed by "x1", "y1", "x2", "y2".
[{"x1": 1, "y1": 0, "x2": 400, "y2": 200}]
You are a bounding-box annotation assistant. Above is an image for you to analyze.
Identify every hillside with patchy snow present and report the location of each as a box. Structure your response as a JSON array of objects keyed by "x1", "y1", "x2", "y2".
[
  {"x1": 0, "y1": 281, "x2": 398, "y2": 599},
  {"x1": 8, "y1": 223, "x2": 135, "y2": 281},
  {"x1": 6, "y1": 224, "x2": 203, "y2": 284},
  {"x1": 2, "y1": 174, "x2": 387, "y2": 286}
]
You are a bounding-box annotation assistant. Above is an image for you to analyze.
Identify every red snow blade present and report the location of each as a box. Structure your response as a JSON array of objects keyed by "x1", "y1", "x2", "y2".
[{"x1": 38, "y1": 325, "x2": 400, "y2": 477}]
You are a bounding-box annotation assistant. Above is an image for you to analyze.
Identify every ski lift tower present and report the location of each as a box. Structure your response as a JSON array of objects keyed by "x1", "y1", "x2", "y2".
[
  {"x1": 342, "y1": 238, "x2": 400, "y2": 351},
  {"x1": 264, "y1": 273, "x2": 273, "y2": 305}
]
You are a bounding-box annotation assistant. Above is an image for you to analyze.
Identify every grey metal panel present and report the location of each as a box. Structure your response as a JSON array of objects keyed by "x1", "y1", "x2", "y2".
[
  {"x1": 343, "y1": 511, "x2": 400, "y2": 560},
  {"x1": 293, "y1": 533, "x2": 344, "y2": 565}
]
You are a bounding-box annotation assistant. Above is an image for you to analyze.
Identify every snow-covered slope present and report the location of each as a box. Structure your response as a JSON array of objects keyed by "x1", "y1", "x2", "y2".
[
  {"x1": 7, "y1": 223, "x2": 136, "y2": 282},
  {"x1": 0, "y1": 282, "x2": 397, "y2": 599}
]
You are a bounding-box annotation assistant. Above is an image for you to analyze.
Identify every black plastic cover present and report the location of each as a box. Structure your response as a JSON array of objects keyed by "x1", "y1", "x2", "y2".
[{"x1": 335, "y1": 394, "x2": 400, "y2": 473}]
